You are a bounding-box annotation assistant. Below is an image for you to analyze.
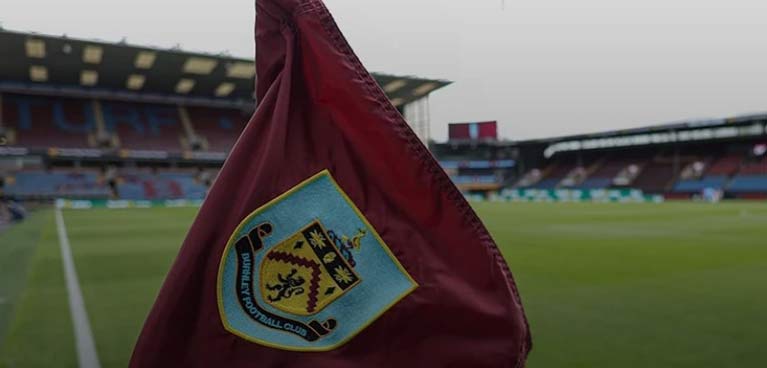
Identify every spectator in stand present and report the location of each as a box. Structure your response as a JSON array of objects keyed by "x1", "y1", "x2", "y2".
[
  {"x1": 754, "y1": 143, "x2": 767, "y2": 157},
  {"x1": 6, "y1": 200, "x2": 26, "y2": 222},
  {"x1": 104, "y1": 166, "x2": 119, "y2": 198}
]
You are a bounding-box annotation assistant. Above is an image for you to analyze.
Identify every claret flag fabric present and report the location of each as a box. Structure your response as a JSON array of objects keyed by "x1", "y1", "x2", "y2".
[{"x1": 130, "y1": 0, "x2": 531, "y2": 366}]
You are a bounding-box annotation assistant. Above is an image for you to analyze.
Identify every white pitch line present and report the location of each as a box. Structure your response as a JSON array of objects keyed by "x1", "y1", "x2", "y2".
[{"x1": 55, "y1": 208, "x2": 101, "y2": 368}]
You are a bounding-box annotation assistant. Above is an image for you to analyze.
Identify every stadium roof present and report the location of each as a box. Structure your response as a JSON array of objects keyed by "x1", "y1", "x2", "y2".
[
  {"x1": 433, "y1": 113, "x2": 767, "y2": 157},
  {"x1": 517, "y1": 113, "x2": 767, "y2": 145},
  {"x1": 540, "y1": 116, "x2": 767, "y2": 157},
  {"x1": 0, "y1": 29, "x2": 451, "y2": 108}
]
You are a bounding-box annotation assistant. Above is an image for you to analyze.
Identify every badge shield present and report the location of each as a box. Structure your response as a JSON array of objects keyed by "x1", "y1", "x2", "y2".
[{"x1": 217, "y1": 170, "x2": 417, "y2": 351}]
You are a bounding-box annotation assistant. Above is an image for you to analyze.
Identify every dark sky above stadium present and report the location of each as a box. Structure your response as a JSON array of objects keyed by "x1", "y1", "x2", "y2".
[{"x1": 3, "y1": 0, "x2": 766, "y2": 141}]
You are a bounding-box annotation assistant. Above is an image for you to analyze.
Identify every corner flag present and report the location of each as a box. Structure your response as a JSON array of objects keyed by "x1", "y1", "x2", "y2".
[{"x1": 130, "y1": 0, "x2": 530, "y2": 366}]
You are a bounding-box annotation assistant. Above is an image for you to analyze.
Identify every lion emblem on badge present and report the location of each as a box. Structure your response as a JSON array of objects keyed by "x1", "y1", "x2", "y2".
[{"x1": 259, "y1": 221, "x2": 361, "y2": 316}]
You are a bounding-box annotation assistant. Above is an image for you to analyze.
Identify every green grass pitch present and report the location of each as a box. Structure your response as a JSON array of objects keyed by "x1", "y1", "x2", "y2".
[{"x1": 1, "y1": 202, "x2": 766, "y2": 367}]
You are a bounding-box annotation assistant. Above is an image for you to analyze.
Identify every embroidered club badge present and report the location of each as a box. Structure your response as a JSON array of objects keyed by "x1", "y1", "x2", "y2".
[{"x1": 217, "y1": 170, "x2": 417, "y2": 351}]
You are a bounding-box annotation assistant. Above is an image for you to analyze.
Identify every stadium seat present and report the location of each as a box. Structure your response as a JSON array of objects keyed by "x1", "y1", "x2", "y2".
[
  {"x1": 117, "y1": 182, "x2": 147, "y2": 200},
  {"x1": 4, "y1": 170, "x2": 110, "y2": 198},
  {"x1": 726, "y1": 175, "x2": 767, "y2": 193},
  {"x1": 531, "y1": 178, "x2": 560, "y2": 189},
  {"x1": 706, "y1": 154, "x2": 744, "y2": 176},
  {"x1": 578, "y1": 158, "x2": 636, "y2": 189},
  {"x1": 631, "y1": 163, "x2": 675, "y2": 192},
  {"x1": 678, "y1": 160, "x2": 708, "y2": 181},
  {"x1": 590, "y1": 159, "x2": 631, "y2": 179},
  {"x1": 513, "y1": 169, "x2": 543, "y2": 188},
  {"x1": 117, "y1": 171, "x2": 207, "y2": 200},
  {"x1": 738, "y1": 157, "x2": 767, "y2": 175},
  {"x1": 673, "y1": 175, "x2": 729, "y2": 192},
  {"x1": 450, "y1": 175, "x2": 498, "y2": 185},
  {"x1": 577, "y1": 178, "x2": 612, "y2": 189},
  {"x1": 2, "y1": 94, "x2": 95, "y2": 148},
  {"x1": 186, "y1": 107, "x2": 248, "y2": 152},
  {"x1": 102, "y1": 102, "x2": 186, "y2": 151},
  {"x1": 559, "y1": 167, "x2": 588, "y2": 187},
  {"x1": 516, "y1": 162, "x2": 575, "y2": 189}
]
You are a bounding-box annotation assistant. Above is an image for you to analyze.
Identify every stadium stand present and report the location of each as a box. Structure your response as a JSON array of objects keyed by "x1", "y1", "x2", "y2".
[
  {"x1": 631, "y1": 162, "x2": 676, "y2": 193},
  {"x1": 3, "y1": 170, "x2": 110, "y2": 198},
  {"x1": 450, "y1": 175, "x2": 498, "y2": 185},
  {"x1": 513, "y1": 169, "x2": 543, "y2": 188},
  {"x1": 2, "y1": 94, "x2": 95, "y2": 148},
  {"x1": 0, "y1": 29, "x2": 450, "y2": 200},
  {"x1": 115, "y1": 169, "x2": 208, "y2": 200},
  {"x1": 439, "y1": 159, "x2": 515, "y2": 192},
  {"x1": 1, "y1": 167, "x2": 210, "y2": 200},
  {"x1": 532, "y1": 162, "x2": 575, "y2": 189},
  {"x1": 738, "y1": 155, "x2": 767, "y2": 175},
  {"x1": 727, "y1": 175, "x2": 767, "y2": 193},
  {"x1": 577, "y1": 177, "x2": 612, "y2": 190},
  {"x1": 1, "y1": 29, "x2": 765, "y2": 202},
  {"x1": 677, "y1": 160, "x2": 708, "y2": 181},
  {"x1": 185, "y1": 106, "x2": 248, "y2": 152},
  {"x1": 559, "y1": 166, "x2": 590, "y2": 188},
  {"x1": 674, "y1": 175, "x2": 729, "y2": 192},
  {"x1": 577, "y1": 158, "x2": 636, "y2": 189},
  {"x1": 706, "y1": 154, "x2": 743, "y2": 175},
  {"x1": 101, "y1": 102, "x2": 186, "y2": 151},
  {"x1": 726, "y1": 154, "x2": 767, "y2": 194},
  {"x1": 671, "y1": 154, "x2": 738, "y2": 193},
  {"x1": 452, "y1": 130, "x2": 767, "y2": 199},
  {"x1": 2, "y1": 93, "x2": 250, "y2": 153}
]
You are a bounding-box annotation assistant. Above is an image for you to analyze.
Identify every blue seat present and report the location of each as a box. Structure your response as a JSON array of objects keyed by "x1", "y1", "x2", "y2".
[
  {"x1": 116, "y1": 173, "x2": 208, "y2": 200},
  {"x1": 5, "y1": 171, "x2": 109, "y2": 197},
  {"x1": 451, "y1": 175, "x2": 498, "y2": 185},
  {"x1": 727, "y1": 175, "x2": 767, "y2": 193},
  {"x1": 116, "y1": 182, "x2": 147, "y2": 200},
  {"x1": 577, "y1": 178, "x2": 611, "y2": 189},
  {"x1": 673, "y1": 175, "x2": 729, "y2": 192},
  {"x1": 531, "y1": 178, "x2": 559, "y2": 189}
]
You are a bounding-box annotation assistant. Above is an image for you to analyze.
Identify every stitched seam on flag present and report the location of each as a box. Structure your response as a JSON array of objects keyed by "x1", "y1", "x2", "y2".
[
  {"x1": 265, "y1": 251, "x2": 322, "y2": 313},
  {"x1": 294, "y1": 1, "x2": 320, "y2": 16},
  {"x1": 303, "y1": 2, "x2": 532, "y2": 364}
]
